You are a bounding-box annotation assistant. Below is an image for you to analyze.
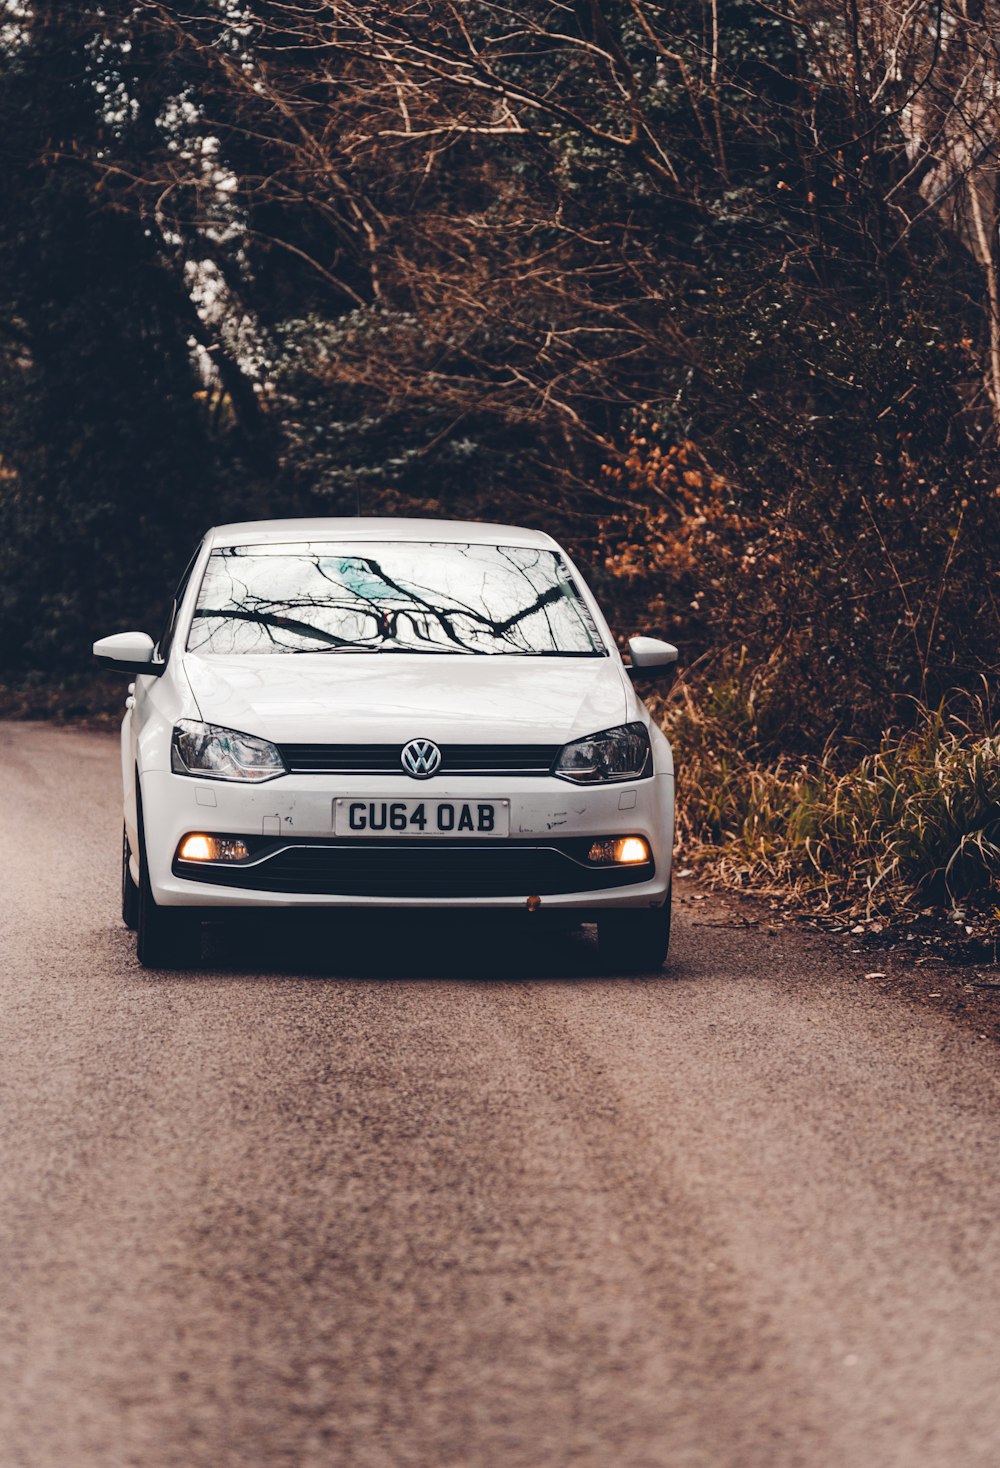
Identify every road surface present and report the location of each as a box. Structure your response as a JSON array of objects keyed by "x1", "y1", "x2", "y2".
[{"x1": 2, "y1": 721, "x2": 999, "y2": 1468}]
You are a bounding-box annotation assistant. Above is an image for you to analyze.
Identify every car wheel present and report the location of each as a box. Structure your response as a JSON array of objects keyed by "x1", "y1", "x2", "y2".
[
  {"x1": 597, "y1": 884, "x2": 671, "y2": 974},
  {"x1": 135, "y1": 789, "x2": 200, "y2": 970},
  {"x1": 121, "y1": 825, "x2": 139, "y2": 931}
]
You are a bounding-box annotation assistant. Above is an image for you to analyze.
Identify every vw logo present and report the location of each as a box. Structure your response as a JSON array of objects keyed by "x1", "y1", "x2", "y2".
[{"x1": 400, "y1": 738, "x2": 442, "y2": 779}]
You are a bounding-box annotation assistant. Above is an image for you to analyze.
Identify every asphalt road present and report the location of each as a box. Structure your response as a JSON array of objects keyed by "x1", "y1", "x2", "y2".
[{"x1": 3, "y1": 721, "x2": 1000, "y2": 1468}]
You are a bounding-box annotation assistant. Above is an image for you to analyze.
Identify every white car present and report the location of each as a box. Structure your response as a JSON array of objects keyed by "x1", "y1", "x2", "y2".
[{"x1": 95, "y1": 518, "x2": 678, "y2": 971}]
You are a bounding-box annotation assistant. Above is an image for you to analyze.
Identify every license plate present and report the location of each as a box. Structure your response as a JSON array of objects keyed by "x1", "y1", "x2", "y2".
[{"x1": 333, "y1": 797, "x2": 510, "y2": 838}]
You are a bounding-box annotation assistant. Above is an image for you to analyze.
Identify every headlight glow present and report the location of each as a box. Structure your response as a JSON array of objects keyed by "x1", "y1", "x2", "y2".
[
  {"x1": 178, "y1": 833, "x2": 251, "y2": 862},
  {"x1": 554, "y1": 722, "x2": 652, "y2": 784},
  {"x1": 587, "y1": 836, "x2": 651, "y2": 865},
  {"x1": 171, "y1": 720, "x2": 286, "y2": 782}
]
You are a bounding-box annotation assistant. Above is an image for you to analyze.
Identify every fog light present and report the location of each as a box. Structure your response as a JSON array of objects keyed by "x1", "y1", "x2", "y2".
[
  {"x1": 178, "y1": 834, "x2": 250, "y2": 862},
  {"x1": 587, "y1": 836, "x2": 651, "y2": 865}
]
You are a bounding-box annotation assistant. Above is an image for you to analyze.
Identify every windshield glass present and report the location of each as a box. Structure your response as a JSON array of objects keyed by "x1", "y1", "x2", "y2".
[{"x1": 187, "y1": 541, "x2": 606, "y2": 657}]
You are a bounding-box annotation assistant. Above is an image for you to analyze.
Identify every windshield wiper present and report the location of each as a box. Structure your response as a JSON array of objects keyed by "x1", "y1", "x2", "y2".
[
  {"x1": 289, "y1": 643, "x2": 375, "y2": 653},
  {"x1": 287, "y1": 643, "x2": 603, "y2": 657}
]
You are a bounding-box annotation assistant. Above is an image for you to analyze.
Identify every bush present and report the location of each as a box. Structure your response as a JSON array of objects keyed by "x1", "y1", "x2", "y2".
[
  {"x1": 660, "y1": 670, "x2": 1000, "y2": 930},
  {"x1": 595, "y1": 411, "x2": 1000, "y2": 754}
]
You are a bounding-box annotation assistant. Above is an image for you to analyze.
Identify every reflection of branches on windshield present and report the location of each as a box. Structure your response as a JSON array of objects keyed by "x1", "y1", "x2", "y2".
[
  {"x1": 190, "y1": 558, "x2": 357, "y2": 650},
  {"x1": 345, "y1": 554, "x2": 490, "y2": 650},
  {"x1": 308, "y1": 553, "x2": 471, "y2": 651},
  {"x1": 350, "y1": 552, "x2": 571, "y2": 651},
  {"x1": 495, "y1": 547, "x2": 558, "y2": 645},
  {"x1": 497, "y1": 545, "x2": 592, "y2": 648},
  {"x1": 190, "y1": 604, "x2": 361, "y2": 648},
  {"x1": 309, "y1": 555, "x2": 395, "y2": 627},
  {"x1": 192, "y1": 544, "x2": 602, "y2": 655}
]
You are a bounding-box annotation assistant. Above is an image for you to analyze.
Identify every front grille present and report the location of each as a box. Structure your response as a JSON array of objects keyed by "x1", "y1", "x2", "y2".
[
  {"x1": 278, "y1": 743, "x2": 561, "y2": 776},
  {"x1": 175, "y1": 839, "x2": 653, "y2": 898}
]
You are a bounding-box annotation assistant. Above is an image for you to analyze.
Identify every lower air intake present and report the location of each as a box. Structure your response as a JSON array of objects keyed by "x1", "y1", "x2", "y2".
[{"x1": 175, "y1": 839, "x2": 652, "y2": 899}]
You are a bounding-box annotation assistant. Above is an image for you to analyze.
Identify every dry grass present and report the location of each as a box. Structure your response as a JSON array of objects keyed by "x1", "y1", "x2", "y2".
[{"x1": 658, "y1": 674, "x2": 1000, "y2": 941}]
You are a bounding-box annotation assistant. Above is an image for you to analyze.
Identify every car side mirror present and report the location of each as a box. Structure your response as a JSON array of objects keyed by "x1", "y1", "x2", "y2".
[
  {"x1": 93, "y1": 631, "x2": 165, "y2": 677},
  {"x1": 626, "y1": 635, "x2": 679, "y2": 684}
]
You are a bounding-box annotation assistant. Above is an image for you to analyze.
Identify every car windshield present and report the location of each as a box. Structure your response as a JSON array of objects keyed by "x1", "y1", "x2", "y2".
[{"x1": 187, "y1": 541, "x2": 606, "y2": 657}]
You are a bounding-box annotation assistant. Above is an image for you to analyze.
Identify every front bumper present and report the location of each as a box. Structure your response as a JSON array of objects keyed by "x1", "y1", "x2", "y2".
[{"x1": 140, "y1": 769, "x2": 674, "y2": 910}]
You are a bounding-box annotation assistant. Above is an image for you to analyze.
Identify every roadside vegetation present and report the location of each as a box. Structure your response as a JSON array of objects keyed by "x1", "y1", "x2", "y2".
[
  {"x1": 658, "y1": 678, "x2": 1000, "y2": 948},
  {"x1": 1, "y1": 1, "x2": 998, "y2": 939}
]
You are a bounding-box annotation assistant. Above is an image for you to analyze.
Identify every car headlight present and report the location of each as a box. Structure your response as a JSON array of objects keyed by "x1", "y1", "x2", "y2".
[
  {"x1": 171, "y1": 720, "x2": 286, "y2": 782},
  {"x1": 553, "y1": 722, "x2": 652, "y2": 783}
]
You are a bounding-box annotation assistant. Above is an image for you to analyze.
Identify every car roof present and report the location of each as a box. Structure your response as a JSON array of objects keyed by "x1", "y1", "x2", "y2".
[{"x1": 205, "y1": 517, "x2": 560, "y2": 550}]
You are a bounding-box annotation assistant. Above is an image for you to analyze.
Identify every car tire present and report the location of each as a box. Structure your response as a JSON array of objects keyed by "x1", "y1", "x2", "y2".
[
  {"x1": 135, "y1": 787, "x2": 200, "y2": 970},
  {"x1": 122, "y1": 825, "x2": 139, "y2": 931},
  {"x1": 597, "y1": 884, "x2": 671, "y2": 974}
]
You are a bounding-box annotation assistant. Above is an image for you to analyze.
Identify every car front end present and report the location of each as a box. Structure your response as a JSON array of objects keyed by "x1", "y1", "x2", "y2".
[
  {"x1": 98, "y1": 517, "x2": 677, "y2": 970},
  {"x1": 139, "y1": 713, "x2": 674, "y2": 917}
]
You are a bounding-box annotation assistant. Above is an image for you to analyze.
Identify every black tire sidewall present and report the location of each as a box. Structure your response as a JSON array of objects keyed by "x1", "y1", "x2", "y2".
[
  {"x1": 135, "y1": 788, "x2": 160, "y2": 964},
  {"x1": 598, "y1": 884, "x2": 671, "y2": 972},
  {"x1": 121, "y1": 825, "x2": 140, "y2": 931},
  {"x1": 135, "y1": 777, "x2": 197, "y2": 968}
]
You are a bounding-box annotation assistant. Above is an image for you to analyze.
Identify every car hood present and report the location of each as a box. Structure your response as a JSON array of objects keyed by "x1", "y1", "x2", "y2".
[{"x1": 181, "y1": 653, "x2": 630, "y2": 745}]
